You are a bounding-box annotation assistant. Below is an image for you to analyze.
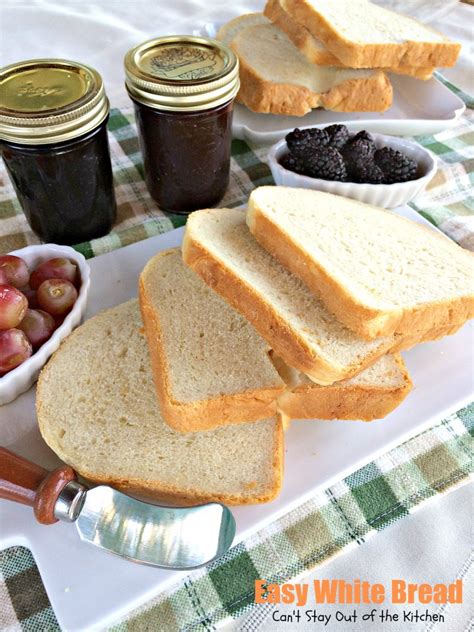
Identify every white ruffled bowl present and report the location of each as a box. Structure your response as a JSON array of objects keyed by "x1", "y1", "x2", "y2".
[
  {"x1": 0, "y1": 244, "x2": 90, "y2": 405},
  {"x1": 268, "y1": 132, "x2": 437, "y2": 209}
]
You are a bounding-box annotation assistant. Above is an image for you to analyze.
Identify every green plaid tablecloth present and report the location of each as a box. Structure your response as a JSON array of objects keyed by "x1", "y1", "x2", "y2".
[
  {"x1": 1, "y1": 80, "x2": 473, "y2": 257},
  {"x1": 1, "y1": 406, "x2": 472, "y2": 631},
  {"x1": 0, "y1": 80, "x2": 473, "y2": 631}
]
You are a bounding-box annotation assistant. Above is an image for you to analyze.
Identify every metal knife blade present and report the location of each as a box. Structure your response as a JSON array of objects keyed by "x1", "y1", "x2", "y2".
[
  {"x1": 62, "y1": 484, "x2": 236, "y2": 569},
  {"x1": 0, "y1": 448, "x2": 236, "y2": 569}
]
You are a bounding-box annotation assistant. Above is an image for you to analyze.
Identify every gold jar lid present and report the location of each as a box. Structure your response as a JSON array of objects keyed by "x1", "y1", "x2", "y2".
[
  {"x1": 124, "y1": 35, "x2": 239, "y2": 111},
  {"x1": 0, "y1": 59, "x2": 109, "y2": 145}
]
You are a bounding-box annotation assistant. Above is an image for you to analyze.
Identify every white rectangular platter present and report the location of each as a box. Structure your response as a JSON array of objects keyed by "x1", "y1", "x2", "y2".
[
  {"x1": 1, "y1": 206, "x2": 472, "y2": 631},
  {"x1": 232, "y1": 75, "x2": 466, "y2": 143}
]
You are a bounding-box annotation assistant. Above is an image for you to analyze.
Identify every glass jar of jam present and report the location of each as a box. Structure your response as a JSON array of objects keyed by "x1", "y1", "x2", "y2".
[
  {"x1": 124, "y1": 36, "x2": 239, "y2": 215},
  {"x1": 0, "y1": 59, "x2": 117, "y2": 245}
]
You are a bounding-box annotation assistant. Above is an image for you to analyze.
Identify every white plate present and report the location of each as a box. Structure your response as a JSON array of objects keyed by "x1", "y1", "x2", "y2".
[
  {"x1": 198, "y1": 23, "x2": 466, "y2": 143},
  {"x1": 232, "y1": 75, "x2": 466, "y2": 143},
  {"x1": 1, "y1": 206, "x2": 472, "y2": 631}
]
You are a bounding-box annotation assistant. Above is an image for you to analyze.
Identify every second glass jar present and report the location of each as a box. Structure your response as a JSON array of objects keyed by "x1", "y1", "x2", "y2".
[{"x1": 125, "y1": 36, "x2": 239, "y2": 215}]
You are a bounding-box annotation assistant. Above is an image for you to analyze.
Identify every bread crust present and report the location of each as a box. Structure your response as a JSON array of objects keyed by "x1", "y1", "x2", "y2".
[
  {"x1": 264, "y1": 1, "x2": 339, "y2": 66},
  {"x1": 233, "y1": 47, "x2": 320, "y2": 116},
  {"x1": 263, "y1": 0, "x2": 434, "y2": 79},
  {"x1": 38, "y1": 411, "x2": 285, "y2": 506},
  {"x1": 392, "y1": 322, "x2": 464, "y2": 351},
  {"x1": 231, "y1": 35, "x2": 393, "y2": 116},
  {"x1": 285, "y1": 0, "x2": 461, "y2": 69},
  {"x1": 277, "y1": 354, "x2": 412, "y2": 421},
  {"x1": 318, "y1": 73, "x2": 392, "y2": 114},
  {"x1": 139, "y1": 252, "x2": 285, "y2": 433},
  {"x1": 247, "y1": 198, "x2": 474, "y2": 340},
  {"x1": 183, "y1": 218, "x2": 395, "y2": 385}
]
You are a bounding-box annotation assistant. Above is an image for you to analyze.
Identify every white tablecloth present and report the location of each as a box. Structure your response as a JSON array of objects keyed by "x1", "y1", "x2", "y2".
[
  {"x1": 1, "y1": 0, "x2": 473, "y2": 102},
  {"x1": 1, "y1": 2, "x2": 472, "y2": 630}
]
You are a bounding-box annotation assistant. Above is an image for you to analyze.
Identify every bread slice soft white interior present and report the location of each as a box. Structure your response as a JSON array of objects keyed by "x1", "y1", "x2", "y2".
[
  {"x1": 139, "y1": 249, "x2": 285, "y2": 432},
  {"x1": 37, "y1": 300, "x2": 284, "y2": 505}
]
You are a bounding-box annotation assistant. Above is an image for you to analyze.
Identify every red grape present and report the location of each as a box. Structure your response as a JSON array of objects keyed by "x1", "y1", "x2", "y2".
[
  {"x1": 0, "y1": 328, "x2": 33, "y2": 375},
  {"x1": 37, "y1": 279, "x2": 78, "y2": 316},
  {"x1": 30, "y1": 258, "x2": 78, "y2": 289},
  {"x1": 23, "y1": 289, "x2": 40, "y2": 309},
  {"x1": 18, "y1": 309, "x2": 55, "y2": 349},
  {"x1": 0, "y1": 285, "x2": 28, "y2": 329},
  {"x1": 54, "y1": 315, "x2": 66, "y2": 329},
  {"x1": 0, "y1": 269, "x2": 8, "y2": 285},
  {"x1": 0, "y1": 255, "x2": 30, "y2": 288}
]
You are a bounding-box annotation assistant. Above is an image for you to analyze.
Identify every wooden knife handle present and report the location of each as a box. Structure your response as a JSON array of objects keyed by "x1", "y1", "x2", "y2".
[{"x1": 0, "y1": 447, "x2": 76, "y2": 524}]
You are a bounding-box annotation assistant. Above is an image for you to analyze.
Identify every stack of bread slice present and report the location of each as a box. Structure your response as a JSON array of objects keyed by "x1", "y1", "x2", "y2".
[
  {"x1": 217, "y1": 0, "x2": 461, "y2": 115},
  {"x1": 37, "y1": 187, "x2": 473, "y2": 505}
]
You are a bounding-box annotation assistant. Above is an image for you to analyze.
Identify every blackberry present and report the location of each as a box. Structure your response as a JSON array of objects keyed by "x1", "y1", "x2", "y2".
[
  {"x1": 351, "y1": 130, "x2": 375, "y2": 146},
  {"x1": 341, "y1": 138, "x2": 375, "y2": 178},
  {"x1": 302, "y1": 147, "x2": 347, "y2": 181},
  {"x1": 342, "y1": 130, "x2": 376, "y2": 168},
  {"x1": 355, "y1": 162, "x2": 385, "y2": 184},
  {"x1": 279, "y1": 152, "x2": 306, "y2": 175},
  {"x1": 285, "y1": 127, "x2": 329, "y2": 158},
  {"x1": 324, "y1": 124, "x2": 349, "y2": 150},
  {"x1": 375, "y1": 147, "x2": 417, "y2": 183}
]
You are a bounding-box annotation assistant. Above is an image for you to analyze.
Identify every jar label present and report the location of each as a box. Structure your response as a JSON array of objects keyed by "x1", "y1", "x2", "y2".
[{"x1": 148, "y1": 44, "x2": 224, "y2": 81}]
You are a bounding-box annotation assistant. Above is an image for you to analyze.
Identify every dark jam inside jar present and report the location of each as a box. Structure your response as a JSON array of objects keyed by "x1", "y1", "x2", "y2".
[
  {"x1": 124, "y1": 35, "x2": 239, "y2": 216},
  {"x1": 1, "y1": 120, "x2": 117, "y2": 245},
  {"x1": 132, "y1": 98, "x2": 233, "y2": 214},
  {"x1": 1, "y1": 58, "x2": 117, "y2": 245}
]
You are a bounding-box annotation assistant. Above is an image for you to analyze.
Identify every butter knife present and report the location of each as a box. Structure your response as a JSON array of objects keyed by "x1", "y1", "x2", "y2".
[{"x1": 0, "y1": 448, "x2": 236, "y2": 569}]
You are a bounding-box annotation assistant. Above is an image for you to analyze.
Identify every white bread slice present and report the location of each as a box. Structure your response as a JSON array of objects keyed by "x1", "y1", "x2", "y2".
[
  {"x1": 139, "y1": 249, "x2": 285, "y2": 433},
  {"x1": 263, "y1": 1, "x2": 434, "y2": 80},
  {"x1": 284, "y1": 0, "x2": 461, "y2": 69},
  {"x1": 183, "y1": 207, "x2": 402, "y2": 384},
  {"x1": 36, "y1": 300, "x2": 284, "y2": 505},
  {"x1": 274, "y1": 353, "x2": 412, "y2": 420},
  {"x1": 248, "y1": 187, "x2": 474, "y2": 340},
  {"x1": 224, "y1": 21, "x2": 392, "y2": 116},
  {"x1": 217, "y1": 13, "x2": 269, "y2": 45}
]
